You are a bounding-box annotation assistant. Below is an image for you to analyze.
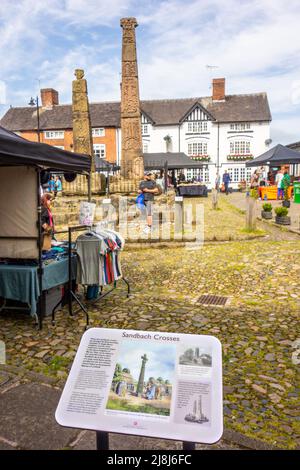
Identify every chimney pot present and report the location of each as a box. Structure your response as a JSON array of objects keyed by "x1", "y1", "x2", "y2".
[
  {"x1": 40, "y1": 88, "x2": 59, "y2": 108},
  {"x1": 212, "y1": 78, "x2": 225, "y2": 101}
]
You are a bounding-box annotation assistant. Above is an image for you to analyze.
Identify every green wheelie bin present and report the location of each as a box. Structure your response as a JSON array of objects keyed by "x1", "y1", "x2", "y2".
[{"x1": 294, "y1": 181, "x2": 300, "y2": 203}]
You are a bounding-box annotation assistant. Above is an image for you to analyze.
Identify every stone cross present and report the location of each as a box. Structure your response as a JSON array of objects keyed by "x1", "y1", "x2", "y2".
[
  {"x1": 72, "y1": 68, "x2": 95, "y2": 171},
  {"x1": 120, "y1": 17, "x2": 144, "y2": 180},
  {"x1": 136, "y1": 353, "x2": 148, "y2": 396}
]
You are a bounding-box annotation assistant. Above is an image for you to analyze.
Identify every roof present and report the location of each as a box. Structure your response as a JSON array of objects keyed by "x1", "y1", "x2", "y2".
[
  {"x1": 0, "y1": 125, "x2": 91, "y2": 172},
  {"x1": 0, "y1": 93, "x2": 271, "y2": 131},
  {"x1": 143, "y1": 152, "x2": 204, "y2": 170},
  {"x1": 287, "y1": 141, "x2": 300, "y2": 150},
  {"x1": 246, "y1": 144, "x2": 300, "y2": 167}
]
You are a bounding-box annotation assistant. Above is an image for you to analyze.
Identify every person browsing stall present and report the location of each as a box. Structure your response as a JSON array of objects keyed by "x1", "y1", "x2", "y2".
[{"x1": 41, "y1": 193, "x2": 55, "y2": 235}]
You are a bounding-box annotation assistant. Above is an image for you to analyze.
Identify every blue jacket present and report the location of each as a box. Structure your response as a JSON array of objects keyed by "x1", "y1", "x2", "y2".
[{"x1": 223, "y1": 173, "x2": 231, "y2": 184}]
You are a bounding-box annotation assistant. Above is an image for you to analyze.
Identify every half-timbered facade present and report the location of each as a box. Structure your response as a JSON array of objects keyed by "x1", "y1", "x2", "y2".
[{"x1": 0, "y1": 78, "x2": 272, "y2": 189}]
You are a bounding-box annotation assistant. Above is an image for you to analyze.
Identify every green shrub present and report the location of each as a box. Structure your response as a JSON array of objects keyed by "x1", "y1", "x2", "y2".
[
  {"x1": 275, "y1": 206, "x2": 288, "y2": 217},
  {"x1": 262, "y1": 203, "x2": 272, "y2": 212}
]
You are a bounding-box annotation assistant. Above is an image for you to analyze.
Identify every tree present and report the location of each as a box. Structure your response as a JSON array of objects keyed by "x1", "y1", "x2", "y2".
[
  {"x1": 112, "y1": 363, "x2": 123, "y2": 385},
  {"x1": 157, "y1": 377, "x2": 164, "y2": 384},
  {"x1": 122, "y1": 368, "x2": 130, "y2": 373}
]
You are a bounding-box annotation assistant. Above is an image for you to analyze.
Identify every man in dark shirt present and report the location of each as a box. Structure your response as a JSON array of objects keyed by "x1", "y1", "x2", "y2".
[
  {"x1": 139, "y1": 173, "x2": 158, "y2": 233},
  {"x1": 222, "y1": 171, "x2": 231, "y2": 195}
]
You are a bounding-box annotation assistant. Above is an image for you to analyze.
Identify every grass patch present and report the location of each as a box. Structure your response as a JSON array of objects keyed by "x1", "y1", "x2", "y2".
[
  {"x1": 240, "y1": 228, "x2": 266, "y2": 236},
  {"x1": 106, "y1": 398, "x2": 170, "y2": 416}
]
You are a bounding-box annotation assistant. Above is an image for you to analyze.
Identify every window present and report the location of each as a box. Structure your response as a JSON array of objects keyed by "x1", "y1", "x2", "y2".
[
  {"x1": 187, "y1": 121, "x2": 208, "y2": 133},
  {"x1": 44, "y1": 130, "x2": 64, "y2": 139},
  {"x1": 229, "y1": 141, "x2": 251, "y2": 154},
  {"x1": 143, "y1": 142, "x2": 149, "y2": 153},
  {"x1": 227, "y1": 167, "x2": 251, "y2": 183},
  {"x1": 186, "y1": 168, "x2": 210, "y2": 182},
  {"x1": 92, "y1": 128, "x2": 105, "y2": 137},
  {"x1": 93, "y1": 144, "x2": 106, "y2": 160},
  {"x1": 230, "y1": 123, "x2": 251, "y2": 131},
  {"x1": 142, "y1": 124, "x2": 149, "y2": 135},
  {"x1": 188, "y1": 142, "x2": 208, "y2": 155}
]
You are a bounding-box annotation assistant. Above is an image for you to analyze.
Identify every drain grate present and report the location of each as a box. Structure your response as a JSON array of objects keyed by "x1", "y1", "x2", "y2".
[{"x1": 197, "y1": 294, "x2": 228, "y2": 306}]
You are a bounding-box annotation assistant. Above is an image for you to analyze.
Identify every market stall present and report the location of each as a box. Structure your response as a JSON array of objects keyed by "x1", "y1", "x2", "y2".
[
  {"x1": 247, "y1": 144, "x2": 300, "y2": 200},
  {"x1": 0, "y1": 125, "x2": 91, "y2": 328}
]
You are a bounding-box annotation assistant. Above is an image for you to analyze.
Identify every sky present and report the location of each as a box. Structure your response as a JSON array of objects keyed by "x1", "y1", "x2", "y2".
[
  {"x1": 116, "y1": 340, "x2": 176, "y2": 383},
  {"x1": 0, "y1": 0, "x2": 300, "y2": 145}
]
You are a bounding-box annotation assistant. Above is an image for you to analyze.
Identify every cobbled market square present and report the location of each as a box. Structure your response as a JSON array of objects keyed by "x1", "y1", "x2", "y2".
[{"x1": 0, "y1": 1, "x2": 299, "y2": 456}]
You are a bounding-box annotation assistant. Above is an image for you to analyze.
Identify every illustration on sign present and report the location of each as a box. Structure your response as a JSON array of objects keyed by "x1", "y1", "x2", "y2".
[{"x1": 55, "y1": 328, "x2": 223, "y2": 444}]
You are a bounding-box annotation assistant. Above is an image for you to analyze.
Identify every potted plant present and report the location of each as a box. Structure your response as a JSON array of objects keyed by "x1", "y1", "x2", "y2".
[
  {"x1": 275, "y1": 206, "x2": 291, "y2": 225},
  {"x1": 261, "y1": 203, "x2": 273, "y2": 219},
  {"x1": 282, "y1": 186, "x2": 291, "y2": 208}
]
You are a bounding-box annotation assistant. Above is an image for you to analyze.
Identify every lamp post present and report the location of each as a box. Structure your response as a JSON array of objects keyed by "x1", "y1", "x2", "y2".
[{"x1": 29, "y1": 96, "x2": 40, "y2": 142}]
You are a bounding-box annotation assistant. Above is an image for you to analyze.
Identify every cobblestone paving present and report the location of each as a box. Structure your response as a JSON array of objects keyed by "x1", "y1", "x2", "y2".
[{"x1": 0, "y1": 195, "x2": 299, "y2": 449}]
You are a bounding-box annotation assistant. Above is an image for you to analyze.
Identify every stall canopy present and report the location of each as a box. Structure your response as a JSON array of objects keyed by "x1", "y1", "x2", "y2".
[
  {"x1": 143, "y1": 152, "x2": 204, "y2": 170},
  {"x1": 246, "y1": 144, "x2": 300, "y2": 167},
  {"x1": 0, "y1": 125, "x2": 91, "y2": 172}
]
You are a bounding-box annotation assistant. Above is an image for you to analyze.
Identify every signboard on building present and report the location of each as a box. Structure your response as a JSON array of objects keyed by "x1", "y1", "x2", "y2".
[{"x1": 55, "y1": 328, "x2": 223, "y2": 444}]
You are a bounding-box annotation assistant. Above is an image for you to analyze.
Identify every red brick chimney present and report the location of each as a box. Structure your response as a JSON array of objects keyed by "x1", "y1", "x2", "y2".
[
  {"x1": 212, "y1": 78, "x2": 225, "y2": 101},
  {"x1": 40, "y1": 88, "x2": 59, "y2": 108}
]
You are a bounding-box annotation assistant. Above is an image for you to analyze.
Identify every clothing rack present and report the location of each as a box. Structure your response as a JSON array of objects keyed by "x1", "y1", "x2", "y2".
[{"x1": 52, "y1": 224, "x2": 130, "y2": 329}]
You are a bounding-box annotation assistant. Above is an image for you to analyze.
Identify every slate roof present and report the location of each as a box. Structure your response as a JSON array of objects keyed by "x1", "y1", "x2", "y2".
[
  {"x1": 143, "y1": 152, "x2": 204, "y2": 169},
  {"x1": 0, "y1": 93, "x2": 271, "y2": 131}
]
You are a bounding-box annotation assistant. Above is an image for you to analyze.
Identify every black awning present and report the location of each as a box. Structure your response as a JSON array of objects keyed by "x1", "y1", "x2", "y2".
[
  {"x1": 0, "y1": 125, "x2": 91, "y2": 173},
  {"x1": 143, "y1": 152, "x2": 204, "y2": 170},
  {"x1": 246, "y1": 144, "x2": 300, "y2": 167}
]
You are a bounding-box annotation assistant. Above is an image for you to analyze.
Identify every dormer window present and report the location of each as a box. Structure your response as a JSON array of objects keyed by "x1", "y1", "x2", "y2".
[{"x1": 187, "y1": 121, "x2": 208, "y2": 133}]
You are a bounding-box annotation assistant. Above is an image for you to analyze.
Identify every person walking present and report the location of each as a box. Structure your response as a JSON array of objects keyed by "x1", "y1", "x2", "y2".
[
  {"x1": 275, "y1": 170, "x2": 284, "y2": 200},
  {"x1": 222, "y1": 171, "x2": 231, "y2": 195},
  {"x1": 281, "y1": 169, "x2": 291, "y2": 198},
  {"x1": 138, "y1": 172, "x2": 159, "y2": 233}
]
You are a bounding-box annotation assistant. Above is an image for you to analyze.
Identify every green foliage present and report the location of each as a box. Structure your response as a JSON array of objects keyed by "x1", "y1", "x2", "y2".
[
  {"x1": 113, "y1": 363, "x2": 123, "y2": 384},
  {"x1": 250, "y1": 188, "x2": 259, "y2": 199},
  {"x1": 106, "y1": 398, "x2": 170, "y2": 416},
  {"x1": 47, "y1": 356, "x2": 71, "y2": 371},
  {"x1": 122, "y1": 368, "x2": 130, "y2": 373},
  {"x1": 262, "y1": 203, "x2": 272, "y2": 212},
  {"x1": 275, "y1": 206, "x2": 288, "y2": 217}
]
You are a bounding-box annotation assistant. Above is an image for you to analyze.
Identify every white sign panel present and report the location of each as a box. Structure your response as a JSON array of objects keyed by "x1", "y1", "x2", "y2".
[
  {"x1": 55, "y1": 328, "x2": 223, "y2": 444},
  {"x1": 79, "y1": 201, "x2": 96, "y2": 226}
]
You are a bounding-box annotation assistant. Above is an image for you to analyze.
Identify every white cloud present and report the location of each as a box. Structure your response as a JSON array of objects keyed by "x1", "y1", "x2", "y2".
[{"x1": 0, "y1": 0, "x2": 300, "y2": 143}]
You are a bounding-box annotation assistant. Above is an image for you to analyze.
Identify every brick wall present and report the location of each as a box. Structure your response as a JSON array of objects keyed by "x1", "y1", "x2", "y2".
[{"x1": 20, "y1": 128, "x2": 117, "y2": 162}]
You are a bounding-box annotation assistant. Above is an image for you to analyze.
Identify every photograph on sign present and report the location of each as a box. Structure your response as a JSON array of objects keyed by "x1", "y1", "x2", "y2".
[
  {"x1": 55, "y1": 328, "x2": 223, "y2": 444},
  {"x1": 106, "y1": 340, "x2": 175, "y2": 417}
]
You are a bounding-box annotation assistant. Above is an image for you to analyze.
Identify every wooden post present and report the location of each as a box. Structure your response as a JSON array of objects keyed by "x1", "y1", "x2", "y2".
[
  {"x1": 245, "y1": 194, "x2": 256, "y2": 230},
  {"x1": 211, "y1": 188, "x2": 218, "y2": 210}
]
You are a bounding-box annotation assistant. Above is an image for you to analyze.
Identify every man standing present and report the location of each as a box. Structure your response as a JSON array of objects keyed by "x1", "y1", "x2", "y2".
[
  {"x1": 139, "y1": 172, "x2": 158, "y2": 233},
  {"x1": 275, "y1": 170, "x2": 284, "y2": 200},
  {"x1": 222, "y1": 171, "x2": 231, "y2": 195}
]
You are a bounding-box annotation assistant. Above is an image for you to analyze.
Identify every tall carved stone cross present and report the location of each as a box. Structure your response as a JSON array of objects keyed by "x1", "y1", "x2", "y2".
[
  {"x1": 136, "y1": 353, "x2": 148, "y2": 396},
  {"x1": 72, "y1": 68, "x2": 95, "y2": 171},
  {"x1": 120, "y1": 17, "x2": 144, "y2": 180}
]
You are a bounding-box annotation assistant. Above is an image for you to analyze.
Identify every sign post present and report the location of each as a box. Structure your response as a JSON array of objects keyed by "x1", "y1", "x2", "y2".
[{"x1": 56, "y1": 328, "x2": 223, "y2": 449}]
